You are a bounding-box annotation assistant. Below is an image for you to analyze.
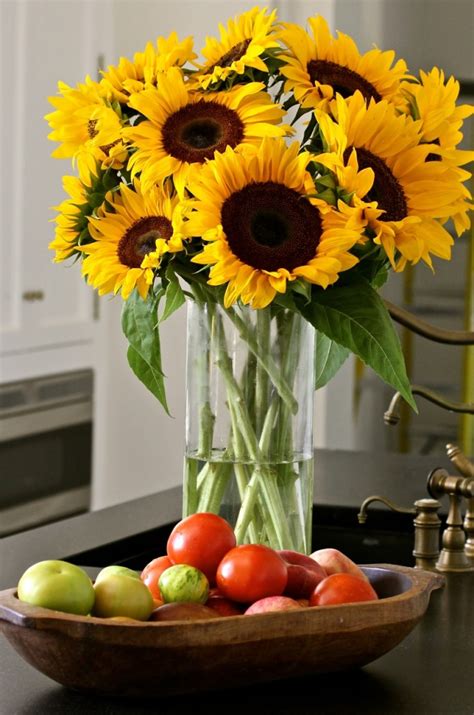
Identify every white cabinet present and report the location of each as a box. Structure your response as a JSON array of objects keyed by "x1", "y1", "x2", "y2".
[{"x1": 0, "y1": 0, "x2": 113, "y2": 383}]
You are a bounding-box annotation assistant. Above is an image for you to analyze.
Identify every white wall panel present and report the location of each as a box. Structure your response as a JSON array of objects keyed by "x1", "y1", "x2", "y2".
[{"x1": 0, "y1": 0, "x2": 114, "y2": 382}]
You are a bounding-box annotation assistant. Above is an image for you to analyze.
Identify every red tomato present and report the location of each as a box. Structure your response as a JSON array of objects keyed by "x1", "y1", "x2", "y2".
[
  {"x1": 141, "y1": 556, "x2": 172, "y2": 600},
  {"x1": 216, "y1": 544, "x2": 288, "y2": 603},
  {"x1": 167, "y1": 513, "x2": 236, "y2": 584},
  {"x1": 309, "y1": 573, "x2": 378, "y2": 607}
]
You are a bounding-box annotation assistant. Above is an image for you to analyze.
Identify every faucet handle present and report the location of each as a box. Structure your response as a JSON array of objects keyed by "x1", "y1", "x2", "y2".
[
  {"x1": 412, "y1": 499, "x2": 442, "y2": 571},
  {"x1": 358, "y1": 494, "x2": 442, "y2": 570},
  {"x1": 446, "y1": 444, "x2": 474, "y2": 479}
]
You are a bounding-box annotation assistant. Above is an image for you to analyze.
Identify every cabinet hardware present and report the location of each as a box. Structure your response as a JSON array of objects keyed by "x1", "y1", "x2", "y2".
[{"x1": 22, "y1": 290, "x2": 44, "y2": 302}]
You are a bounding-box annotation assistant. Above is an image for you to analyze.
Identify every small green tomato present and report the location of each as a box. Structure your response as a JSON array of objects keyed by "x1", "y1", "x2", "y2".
[{"x1": 159, "y1": 564, "x2": 209, "y2": 604}]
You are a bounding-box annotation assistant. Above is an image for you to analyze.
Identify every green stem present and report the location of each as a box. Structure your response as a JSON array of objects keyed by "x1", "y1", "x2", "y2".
[
  {"x1": 183, "y1": 457, "x2": 199, "y2": 516},
  {"x1": 212, "y1": 311, "x2": 294, "y2": 547},
  {"x1": 197, "y1": 463, "x2": 232, "y2": 513},
  {"x1": 255, "y1": 308, "x2": 271, "y2": 438},
  {"x1": 225, "y1": 306, "x2": 298, "y2": 415}
]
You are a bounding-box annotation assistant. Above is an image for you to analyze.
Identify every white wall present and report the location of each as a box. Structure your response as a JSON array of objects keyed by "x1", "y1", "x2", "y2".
[{"x1": 333, "y1": 0, "x2": 473, "y2": 77}]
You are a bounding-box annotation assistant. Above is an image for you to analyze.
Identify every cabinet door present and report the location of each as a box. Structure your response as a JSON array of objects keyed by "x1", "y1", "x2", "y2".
[{"x1": 0, "y1": 0, "x2": 112, "y2": 374}]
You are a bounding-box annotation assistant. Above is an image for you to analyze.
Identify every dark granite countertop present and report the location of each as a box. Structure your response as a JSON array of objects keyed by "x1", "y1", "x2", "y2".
[{"x1": 1, "y1": 449, "x2": 473, "y2": 714}]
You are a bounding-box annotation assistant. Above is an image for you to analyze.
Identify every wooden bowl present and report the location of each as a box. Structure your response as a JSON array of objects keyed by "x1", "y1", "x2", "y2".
[{"x1": 0, "y1": 564, "x2": 443, "y2": 697}]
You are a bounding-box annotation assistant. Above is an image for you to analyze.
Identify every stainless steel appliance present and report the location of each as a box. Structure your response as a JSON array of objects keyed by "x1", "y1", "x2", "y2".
[{"x1": 0, "y1": 370, "x2": 92, "y2": 536}]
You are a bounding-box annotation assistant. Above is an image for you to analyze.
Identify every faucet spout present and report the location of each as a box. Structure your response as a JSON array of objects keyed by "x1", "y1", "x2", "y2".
[
  {"x1": 357, "y1": 495, "x2": 415, "y2": 524},
  {"x1": 384, "y1": 385, "x2": 474, "y2": 426}
]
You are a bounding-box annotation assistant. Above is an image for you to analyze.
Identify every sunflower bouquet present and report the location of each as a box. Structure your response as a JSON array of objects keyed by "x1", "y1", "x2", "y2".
[{"x1": 46, "y1": 7, "x2": 473, "y2": 551}]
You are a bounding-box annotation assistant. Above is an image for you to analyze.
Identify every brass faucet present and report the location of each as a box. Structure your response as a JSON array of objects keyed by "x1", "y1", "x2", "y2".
[
  {"x1": 445, "y1": 445, "x2": 474, "y2": 563},
  {"x1": 357, "y1": 496, "x2": 442, "y2": 571},
  {"x1": 427, "y1": 466, "x2": 474, "y2": 572},
  {"x1": 359, "y1": 446, "x2": 474, "y2": 573}
]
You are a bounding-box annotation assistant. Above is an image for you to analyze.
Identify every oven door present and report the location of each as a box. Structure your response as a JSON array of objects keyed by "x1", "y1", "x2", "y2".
[{"x1": 0, "y1": 371, "x2": 93, "y2": 536}]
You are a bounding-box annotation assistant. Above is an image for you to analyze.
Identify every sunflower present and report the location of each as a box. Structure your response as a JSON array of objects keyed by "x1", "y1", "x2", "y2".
[
  {"x1": 191, "y1": 6, "x2": 280, "y2": 90},
  {"x1": 49, "y1": 171, "x2": 92, "y2": 263},
  {"x1": 400, "y1": 69, "x2": 474, "y2": 234},
  {"x1": 46, "y1": 77, "x2": 127, "y2": 175},
  {"x1": 280, "y1": 15, "x2": 409, "y2": 112},
  {"x1": 185, "y1": 138, "x2": 363, "y2": 309},
  {"x1": 316, "y1": 92, "x2": 469, "y2": 271},
  {"x1": 124, "y1": 67, "x2": 291, "y2": 197},
  {"x1": 79, "y1": 180, "x2": 186, "y2": 300},
  {"x1": 401, "y1": 68, "x2": 474, "y2": 154},
  {"x1": 101, "y1": 32, "x2": 196, "y2": 104}
]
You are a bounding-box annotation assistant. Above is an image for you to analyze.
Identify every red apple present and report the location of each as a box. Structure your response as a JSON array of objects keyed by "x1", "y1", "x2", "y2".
[
  {"x1": 310, "y1": 548, "x2": 369, "y2": 582},
  {"x1": 244, "y1": 596, "x2": 302, "y2": 615},
  {"x1": 206, "y1": 595, "x2": 243, "y2": 617},
  {"x1": 150, "y1": 602, "x2": 219, "y2": 621},
  {"x1": 277, "y1": 549, "x2": 327, "y2": 598}
]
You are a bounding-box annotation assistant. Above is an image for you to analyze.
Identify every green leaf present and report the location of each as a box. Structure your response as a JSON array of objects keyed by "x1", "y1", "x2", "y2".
[
  {"x1": 126, "y1": 345, "x2": 170, "y2": 415},
  {"x1": 315, "y1": 188, "x2": 337, "y2": 205},
  {"x1": 298, "y1": 281, "x2": 417, "y2": 410},
  {"x1": 160, "y1": 274, "x2": 185, "y2": 323},
  {"x1": 315, "y1": 332, "x2": 350, "y2": 389},
  {"x1": 315, "y1": 174, "x2": 336, "y2": 190},
  {"x1": 371, "y1": 265, "x2": 390, "y2": 290},
  {"x1": 291, "y1": 279, "x2": 312, "y2": 304},
  {"x1": 121, "y1": 291, "x2": 170, "y2": 414},
  {"x1": 272, "y1": 291, "x2": 298, "y2": 312},
  {"x1": 88, "y1": 192, "x2": 105, "y2": 208}
]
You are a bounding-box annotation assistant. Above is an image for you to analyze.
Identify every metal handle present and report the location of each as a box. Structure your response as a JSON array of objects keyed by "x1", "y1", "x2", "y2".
[
  {"x1": 385, "y1": 300, "x2": 474, "y2": 345},
  {"x1": 22, "y1": 290, "x2": 44, "y2": 302}
]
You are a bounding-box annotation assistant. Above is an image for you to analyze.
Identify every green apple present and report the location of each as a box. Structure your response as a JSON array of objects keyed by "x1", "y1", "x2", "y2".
[
  {"x1": 95, "y1": 565, "x2": 140, "y2": 583},
  {"x1": 17, "y1": 560, "x2": 95, "y2": 616},
  {"x1": 93, "y1": 573, "x2": 154, "y2": 620},
  {"x1": 159, "y1": 564, "x2": 209, "y2": 605}
]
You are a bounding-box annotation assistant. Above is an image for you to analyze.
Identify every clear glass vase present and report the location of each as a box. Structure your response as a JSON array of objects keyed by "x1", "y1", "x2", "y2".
[{"x1": 183, "y1": 298, "x2": 315, "y2": 553}]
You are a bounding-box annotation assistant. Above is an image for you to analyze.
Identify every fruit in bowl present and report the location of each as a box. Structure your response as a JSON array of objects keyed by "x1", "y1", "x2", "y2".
[
  {"x1": 14, "y1": 515, "x2": 386, "y2": 623},
  {"x1": 310, "y1": 548, "x2": 369, "y2": 582},
  {"x1": 278, "y1": 550, "x2": 327, "y2": 598},
  {"x1": 93, "y1": 572, "x2": 154, "y2": 621},
  {"x1": 17, "y1": 560, "x2": 94, "y2": 616},
  {"x1": 159, "y1": 564, "x2": 209, "y2": 605}
]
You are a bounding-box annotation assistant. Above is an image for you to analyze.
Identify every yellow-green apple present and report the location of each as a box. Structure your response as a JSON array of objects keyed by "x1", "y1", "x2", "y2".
[
  {"x1": 93, "y1": 573, "x2": 154, "y2": 620},
  {"x1": 310, "y1": 548, "x2": 369, "y2": 582},
  {"x1": 244, "y1": 596, "x2": 302, "y2": 615},
  {"x1": 17, "y1": 560, "x2": 94, "y2": 615},
  {"x1": 95, "y1": 565, "x2": 140, "y2": 583},
  {"x1": 277, "y1": 549, "x2": 327, "y2": 598}
]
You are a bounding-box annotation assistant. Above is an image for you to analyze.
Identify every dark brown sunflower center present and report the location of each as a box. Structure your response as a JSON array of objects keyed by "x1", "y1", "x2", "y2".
[
  {"x1": 344, "y1": 146, "x2": 407, "y2": 222},
  {"x1": 307, "y1": 60, "x2": 381, "y2": 103},
  {"x1": 209, "y1": 39, "x2": 251, "y2": 72},
  {"x1": 100, "y1": 139, "x2": 120, "y2": 156},
  {"x1": 117, "y1": 216, "x2": 173, "y2": 268},
  {"x1": 88, "y1": 119, "x2": 98, "y2": 139},
  {"x1": 162, "y1": 101, "x2": 244, "y2": 163},
  {"x1": 221, "y1": 182, "x2": 322, "y2": 272}
]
